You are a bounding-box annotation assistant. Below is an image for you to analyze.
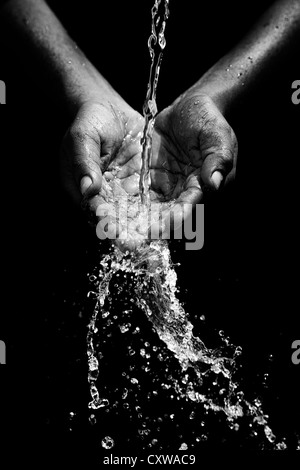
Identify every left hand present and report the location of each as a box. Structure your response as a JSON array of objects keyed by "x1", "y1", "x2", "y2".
[{"x1": 148, "y1": 92, "x2": 238, "y2": 234}]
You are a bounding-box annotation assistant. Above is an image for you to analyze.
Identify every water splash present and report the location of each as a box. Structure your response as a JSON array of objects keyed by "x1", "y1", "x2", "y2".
[
  {"x1": 86, "y1": 240, "x2": 284, "y2": 450},
  {"x1": 139, "y1": 0, "x2": 170, "y2": 205}
]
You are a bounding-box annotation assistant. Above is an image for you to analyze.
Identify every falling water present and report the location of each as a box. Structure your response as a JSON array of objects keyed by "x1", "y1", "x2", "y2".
[
  {"x1": 86, "y1": 240, "x2": 288, "y2": 451},
  {"x1": 139, "y1": 0, "x2": 170, "y2": 206}
]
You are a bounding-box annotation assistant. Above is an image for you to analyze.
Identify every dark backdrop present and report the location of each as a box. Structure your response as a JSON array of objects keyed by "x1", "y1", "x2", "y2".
[{"x1": 0, "y1": 0, "x2": 299, "y2": 461}]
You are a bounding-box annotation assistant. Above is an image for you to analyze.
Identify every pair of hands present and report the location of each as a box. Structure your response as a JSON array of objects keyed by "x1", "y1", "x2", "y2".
[{"x1": 60, "y1": 92, "x2": 238, "y2": 250}]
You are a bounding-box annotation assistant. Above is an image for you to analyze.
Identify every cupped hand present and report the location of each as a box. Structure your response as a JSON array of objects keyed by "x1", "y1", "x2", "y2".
[
  {"x1": 60, "y1": 100, "x2": 153, "y2": 249},
  {"x1": 148, "y1": 93, "x2": 238, "y2": 233},
  {"x1": 60, "y1": 100, "x2": 145, "y2": 204}
]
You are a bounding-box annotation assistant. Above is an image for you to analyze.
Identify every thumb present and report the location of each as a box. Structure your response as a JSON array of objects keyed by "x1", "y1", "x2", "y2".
[
  {"x1": 80, "y1": 175, "x2": 94, "y2": 196},
  {"x1": 200, "y1": 129, "x2": 237, "y2": 191},
  {"x1": 66, "y1": 124, "x2": 103, "y2": 200}
]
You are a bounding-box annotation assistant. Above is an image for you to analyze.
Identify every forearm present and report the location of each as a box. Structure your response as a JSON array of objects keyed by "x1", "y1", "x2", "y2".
[
  {"x1": 185, "y1": 0, "x2": 300, "y2": 114},
  {"x1": 0, "y1": 0, "x2": 132, "y2": 115}
]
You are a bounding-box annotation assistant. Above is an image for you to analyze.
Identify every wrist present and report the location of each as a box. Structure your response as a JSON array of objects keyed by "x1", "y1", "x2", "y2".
[
  {"x1": 183, "y1": 74, "x2": 236, "y2": 117},
  {"x1": 62, "y1": 59, "x2": 134, "y2": 118}
]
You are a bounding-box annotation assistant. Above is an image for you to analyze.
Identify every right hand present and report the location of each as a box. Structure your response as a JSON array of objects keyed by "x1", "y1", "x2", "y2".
[{"x1": 60, "y1": 100, "x2": 145, "y2": 208}]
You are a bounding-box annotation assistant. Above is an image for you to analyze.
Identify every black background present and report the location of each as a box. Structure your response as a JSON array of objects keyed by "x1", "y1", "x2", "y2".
[{"x1": 0, "y1": 0, "x2": 299, "y2": 461}]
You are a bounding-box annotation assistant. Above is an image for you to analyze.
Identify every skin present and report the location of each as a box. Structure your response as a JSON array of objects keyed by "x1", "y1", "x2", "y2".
[{"x1": 1, "y1": 0, "x2": 299, "y2": 250}]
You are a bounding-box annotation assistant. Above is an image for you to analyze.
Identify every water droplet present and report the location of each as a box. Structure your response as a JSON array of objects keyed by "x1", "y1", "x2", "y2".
[
  {"x1": 276, "y1": 441, "x2": 287, "y2": 450},
  {"x1": 120, "y1": 324, "x2": 130, "y2": 333},
  {"x1": 264, "y1": 425, "x2": 276, "y2": 443},
  {"x1": 101, "y1": 436, "x2": 114, "y2": 449},
  {"x1": 87, "y1": 291, "x2": 97, "y2": 298},
  {"x1": 89, "y1": 414, "x2": 97, "y2": 425},
  {"x1": 179, "y1": 442, "x2": 188, "y2": 450}
]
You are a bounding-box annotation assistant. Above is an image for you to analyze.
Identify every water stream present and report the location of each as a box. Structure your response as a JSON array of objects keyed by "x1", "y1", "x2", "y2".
[{"x1": 139, "y1": 0, "x2": 169, "y2": 206}]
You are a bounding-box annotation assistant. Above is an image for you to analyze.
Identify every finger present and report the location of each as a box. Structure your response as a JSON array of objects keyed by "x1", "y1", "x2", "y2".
[
  {"x1": 200, "y1": 127, "x2": 238, "y2": 190},
  {"x1": 65, "y1": 123, "x2": 103, "y2": 200}
]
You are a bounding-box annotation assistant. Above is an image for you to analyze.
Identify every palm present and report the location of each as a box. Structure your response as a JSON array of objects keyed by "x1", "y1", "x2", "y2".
[
  {"x1": 150, "y1": 115, "x2": 203, "y2": 203},
  {"x1": 150, "y1": 95, "x2": 230, "y2": 202},
  {"x1": 97, "y1": 100, "x2": 210, "y2": 247},
  {"x1": 79, "y1": 95, "x2": 236, "y2": 249}
]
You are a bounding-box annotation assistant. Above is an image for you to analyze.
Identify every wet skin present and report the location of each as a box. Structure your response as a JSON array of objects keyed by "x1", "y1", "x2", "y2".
[{"x1": 61, "y1": 96, "x2": 237, "y2": 250}]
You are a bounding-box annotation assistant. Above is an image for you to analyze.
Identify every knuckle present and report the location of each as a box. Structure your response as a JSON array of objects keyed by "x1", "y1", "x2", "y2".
[
  {"x1": 69, "y1": 124, "x2": 88, "y2": 143},
  {"x1": 72, "y1": 155, "x2": 94, "y2": 174}
]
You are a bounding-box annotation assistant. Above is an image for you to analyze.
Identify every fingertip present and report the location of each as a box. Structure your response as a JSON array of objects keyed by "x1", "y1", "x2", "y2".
[
  {"x1": 80, "y1": 171, "x2": 103, "y2": 198},
  {"x1": 211, "y1": 171, "x2": 224, "y2": 190},
  {"x1": 80, "y1": 176, "x2": 93, "y2": 195}
]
